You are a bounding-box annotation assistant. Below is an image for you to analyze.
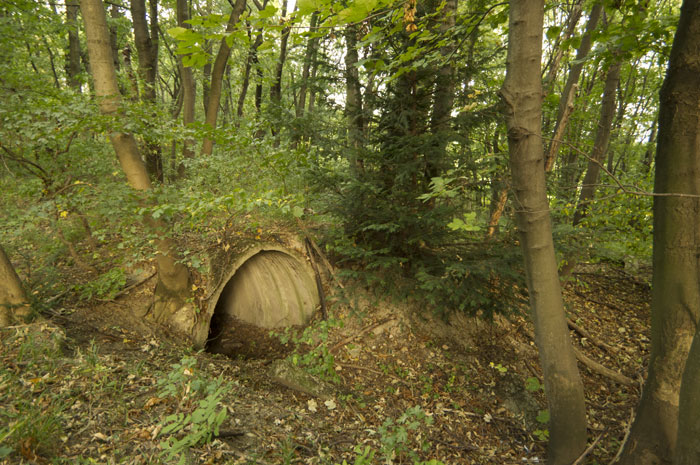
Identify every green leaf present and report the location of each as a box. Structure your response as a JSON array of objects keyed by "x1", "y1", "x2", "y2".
[
  {"x1": 168, "y1": 26, "x2": 188, "y2": 38},
  {"x1": 258, "y1": 4, "x2": 278, "y2": 18},
  {"x1": 297, "y1": 0, "x2": 324, "y2": 15},
  {"x1": 536, "y1": 409, "x2": 550, "y2": 424},
  {"x1": 292, "y1": 206, "x2": 304, "y2": 218},
  {"x1": 525, "y1": 377, "x2": 541, "y2": 392},
  {"x1": 546, "y1": 26, "x2": 561, "y2": 41}
]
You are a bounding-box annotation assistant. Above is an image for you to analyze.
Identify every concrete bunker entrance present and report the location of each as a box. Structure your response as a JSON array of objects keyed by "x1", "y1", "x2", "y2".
[{"x1": 206, "y1": 249, "x2": 320, "y2": 359}]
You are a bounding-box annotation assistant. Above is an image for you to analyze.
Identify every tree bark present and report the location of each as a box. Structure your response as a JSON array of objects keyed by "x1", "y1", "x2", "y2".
[
  {"x1": 0, "y1": 244, "x2": 31, "y2": 327},
  {"x1": 426, "y1": 0, "x2": 457, "y2": 181},
  {"x1": 344, "y1": 24, "x2": 364, "y2": 171},
  {"x1": 131, "y1": 0, "x2": 163, "y2": 182},
  {"x1": 270, "y1": 0, "x2": 291, "y2": 107},
  {"x1": 201, "y1": 0, "x2": 247, "y2": 156},
  {"x1": 237, "y1": 18, "x2": 265, "y2": 119},
  {"x1": 620, "y1": 1, "x2": 700, "y2": 463},
  {"x1": 81, "y1": 0, "x2": 194, "y2": 335},
  {"x1": 572, "y1": 59, "x2": 621, "y2": 226},
  {"x1": 65, "y1": 0, "x2": 82, "y2": 90},
  {"x1": 542, "y1": 1, "x2": 583, "y2": 94},
  {"x1": 176, "y1": 0, "x2": 196, "y2": 173},
  {"x1": 296, "y1": 11, "x2": 319, "y2": 119},
  {"x1": 500, "y1": 1, "x2": 588, "y2": 463},
  {"x1": 545, "y1": 3, "x2": 603, "y2": 171}
]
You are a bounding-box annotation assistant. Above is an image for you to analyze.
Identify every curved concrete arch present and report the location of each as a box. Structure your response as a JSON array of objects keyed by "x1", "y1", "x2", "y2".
[{"x1": 196, "y1": 244, "x2": 320, "y2": 350}]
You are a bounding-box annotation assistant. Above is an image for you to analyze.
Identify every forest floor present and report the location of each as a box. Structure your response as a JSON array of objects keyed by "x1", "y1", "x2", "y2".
[{"x1": 1, "y1": 263, "x2": 651, "y2": 465}]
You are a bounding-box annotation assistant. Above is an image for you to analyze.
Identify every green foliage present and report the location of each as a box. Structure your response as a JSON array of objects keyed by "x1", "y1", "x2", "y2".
[
  {"x1": 157, "y1": 356, "x2": 231, "y2": 463},
  {"x1": 0, "y1": 327, "x2": 67, "y2": 459},
  {"x1": 378, "y1": 405, "x2": 439, "y2": 464},
  {"x1": 75, "y1": 268, "x2": 127, "y2": 301},
  {"x1": 275, "y1": 318, "x2": 343, "y2": 383}
]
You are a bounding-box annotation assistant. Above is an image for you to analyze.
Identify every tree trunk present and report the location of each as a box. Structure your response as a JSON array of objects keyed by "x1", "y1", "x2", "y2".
[
  {"x1": 237, "y1": 18, "x2": 265, "y2": 119},
  {"x1": 269, "y1": 0, "x2": 291, "y2": 145},
  {"x1": 542, "y1": 1, "x2": 583, "y2": 94},
  {"x1": 426, "y1": 0, "x2": 457, "y2": 181},
  {"x1": 109, "y1": 3, "x2": 122, "y2": 72},
  {"x1": 0, "y1": 244, "x2": 31, "y2": 327},
  {"x1": 572, "y1": 59, "x2": 621, "y2": 226},
  {"x1": 65, "y1": 0, "x2": 82, "y2": 91},
  {"x1": 131, "y1": 0, "x2": 163, "y2": 182},
  {"x1": 296, "y1": 11, "x2": 319, "y2": 119},
  {"x1": 270, "y1": 0, "x2": 290, "y2": 107},
  {"x1": 545, "y1": 3, "x2": 603, "y2": 171},
  {"x1": 500, "y1": 1, "x2": 588, "y2": 463},
  {"x1": 81, "y1": 0, "x2": 194, "y2": 335},
  {"x1": 201, "y1": 0, "x2": 247, "y2": 156},
  {"x1": 642, "y1": 119, "x2": 657, "y2": 173},
  {"x1": 176, "y1": 0, "x2": 195, "y2": 173},
  {"x1": 620, "y1": 1, "x2": 700, "y2": 463},
  {"x1": 344, "y1": 24, "x2": 364, "y2": 171}
]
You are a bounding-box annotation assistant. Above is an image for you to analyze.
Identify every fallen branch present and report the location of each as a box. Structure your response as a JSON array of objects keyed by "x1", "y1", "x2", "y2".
[
  {"x1": 572, "y1": 346, "x2": 635, "y2": 386},
  {"x1": 518, "y1": 326, "x2": 634, "y2": 386},
  {"x1": 567, "y1": 318, "x2": 617, "y2": 354},
  {"x1": 305, "y1": 237, "x2": 328, "y2": 320},
  {"x1": 574, "y1": 290, "x2": 623, "y2": 312},
  {"x1": 329, "y1": 317, "x2": 395, "y2": 354},
  {"x1": 572, "y1": 430, "x2": 606, "y2": 465}
]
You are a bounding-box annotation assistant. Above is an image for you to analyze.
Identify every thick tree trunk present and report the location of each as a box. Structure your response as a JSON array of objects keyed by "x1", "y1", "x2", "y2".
[
  {"x1": 545, "y1": 3, "x2": 603, "y2": 171},
  {"x1": 65, "y1": 0, "x2": 82, "y2": 90},
  {"x1": 572, "y1": 60, "x2": 621, "y2": 226},
  {"x1": 500, "y1": 1, "x2": 588, "y2": 463},
  {"x1": 620, "y1": 1, "x2": 700, "y2": 463},
  {"x1": 81, "y1": 0, "x2": 194, "y2": 335},
  {"x1": 201, "y1": 0, "x2": 247, "y2": 156},
  {"x1": 0, "y1": 244, "x2": 31, "y2": 327},
  {"x1": 677, "y1": 334, "x2": 700, "y2": 464},
  {"x1": 344, "y1": 24, "x2": 364, "y2": 171}
]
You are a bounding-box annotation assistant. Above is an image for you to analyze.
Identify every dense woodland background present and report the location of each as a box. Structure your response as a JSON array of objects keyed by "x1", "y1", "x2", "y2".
[{"x1": 3, "y1": 0, "x2": 700, "y2": 463}]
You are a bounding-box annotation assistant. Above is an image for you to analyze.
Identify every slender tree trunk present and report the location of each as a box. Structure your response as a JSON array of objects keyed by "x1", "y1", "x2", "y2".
[
  {"x1": 65, "y1": 0, "x2": 82, "y2": 91},
  {"x1": 131, "y1": 0, "x2": 163, "y2": 182},
  {"x1": 175, "y1": 0, "x2": 195, "y2": 175},
  {"x1": 500, "y1": 1, "x2": 588, "y2": 463},
  {"x1": 269, "y1": 0, "x2": 291, "y2": 145},
  {"x1": 0, "y1": 244, "x2": 31, "y2": 327},
  {"x1": 237, "y1": 18, "x2": 265, "y2": 119},
  {"x1": 270, "y1": 0, "x2": 290, "y2": 107},
  {"x1": 545, "y1": 3, "x2": 603, "y2": 171},
  {"x1": 344, "y1": 24, "x2": 364, "y2": 171},
  {"x1": 572, "y1": 60, "x2": 621, "y2": 226},
  {"x1": 201, "y1": 0, "x2": 247, "y2": 156},
  {"x1": 109, "y1": 4, "x2": 122, "y2": 72},
  {"x1": 542, "y1": 1, "x2": 583, "y2": 94},
  {"x1": 296, "y1": 11, "x2": 319, "y2": 118},
  {"x1": 81, "y1": 0, "x2": 194, "y2": 334},
  {"x1": 620, "y1": 1, "x2": 700, "y2": 463},
  {"x1": 642, "y1": 119, "x2": 657, "y2": 173},
  {"x1": 426, "y1": 0, "x2": 457, "y2": 181}
]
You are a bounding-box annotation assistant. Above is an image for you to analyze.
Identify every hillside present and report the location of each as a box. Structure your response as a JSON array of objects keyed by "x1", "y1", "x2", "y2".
[{"x1": 1, "y1": 264, "x2": 650, "y2": 464}]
